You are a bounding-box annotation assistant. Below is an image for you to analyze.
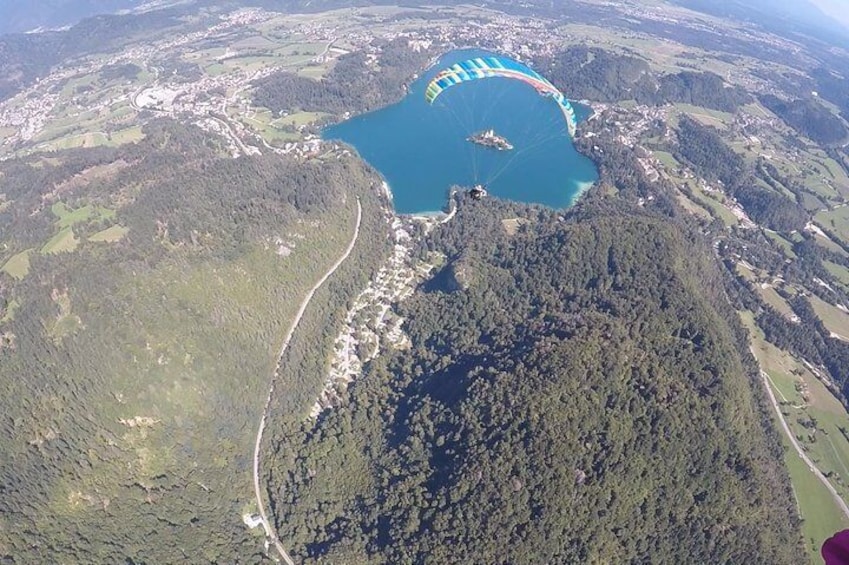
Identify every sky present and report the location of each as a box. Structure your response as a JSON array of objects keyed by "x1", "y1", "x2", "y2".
[{"x1": 809, "y1": 0, "x2": 849, "y2": 29}]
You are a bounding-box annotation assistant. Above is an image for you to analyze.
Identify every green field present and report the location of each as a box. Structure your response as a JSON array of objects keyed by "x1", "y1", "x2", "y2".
[
  {"x1": 49, "y1": 291, "x2": 82, "y2": 340},
  {"x1": 817, "y1": 207, "x2": 849, "y2": 247},
  {"x1": 41, "y1": 227, "x2": 79, "y2": 254},
  {"x1": 89, "y1": 225, "x2": 129, "y2": 243},
  {"x1": 273, "y1": 111, "x2": 329, "y2": 128},
  {"x1": 240, "y1": 115, "x2": 300, "y2": 144},
  {"x1": 813, "y1": 230, "x2": 847, "y2": 256},
  {"x1": 674, "y1": 103, "x2": 734, "y2": 128},
  {"x1": 653, "y1": 150, "x2": 679, "y2": 170},
  {"x1": 1, "y1": 299, "x2": 19, "y2": 323},
  {"x1": 108, "y1": 126, "x2": 145, "y2": 145},
  {"x1": 52, "y1": 202, "x2": 116, "y2": 227},
  {"x1": 758, "y1": 284, "x2": 795, "y2": 317},
  {"x1": 672, "y1": 187, "x2": 713, "y2": 219},
  {"x1": 742, "y1": 312, "x2": 849, "y2": 563},
  {"x1": 230, "y1": 35, "x2": 279, "y2": 50},
  {"x1": 1, "y1": 250, "x2": 32, "y2": 279},
  {"x1": 784, "y1": 447, "x2": 849, "y2": 563},
  {"x1": 298, "y1": 65, "x2": 332, "y2": 79},
  {"x1": 825, "y1": 261, "x2": 849, "y2": 288},
  {"x1": 765, "y1": 230, "x2": 798, "y2": 259},
  {"x1": 810, "y1": 295, "x2": 849, "y2": 340}
]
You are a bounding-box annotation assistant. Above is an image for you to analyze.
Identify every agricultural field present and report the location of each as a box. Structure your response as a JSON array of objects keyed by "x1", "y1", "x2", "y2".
[
  {"x1": 764, "y1": 230, "x2": 799, "y2": 259},
  {"x1": 758, "y1": 283, "x2": 795, "y2": 318},
  {"x1": 742, "y1": 313, "x2": 849, "y2": 561},
  {"x1": 653, "y1": 150, "x2": 679, "y2": 170},
  {"x1": 0, "y1": 250, "x2": 32, "y2": 279},
  {"x1": 689, "y1": 181, "x2": 739, "y2": 226},
  {"x1": 816, "y1": 206, "x2": 849, "y2": 247},
  {"x1": 809, "y1": 294, "x2": 849, "y2": 341},
  {"x1": 52, "y1": 202, "x2": 115, "y2": 229},
  {"x1": 825, "y1": 261, "x2": 849, "y2": 289},
  {"x1": 673, "y1": 103, "x2": 735, "y2": 128},
  {"x1": 41, "y1": 228, "x2": 79, "y2": 254},
  {"x1": 89, "y1": 225, "x2": 129, "y2": 243},
  {"x1": 0, "y1": 299, "x2": 19, "y2": 323}
]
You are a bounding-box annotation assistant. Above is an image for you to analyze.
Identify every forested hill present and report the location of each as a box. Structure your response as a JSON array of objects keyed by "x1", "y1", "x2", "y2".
[
  {"x1": 269, "y1": 194, "x2": 805, "y2": 563},
  {"x1": 0, "y1": 120, "x2": 391, "y2": 562},
  {"x1": 759, "y1": 94, "x2": 849, "y2": 146},
  {"x1": 0, "y1": 1, "x2": 144, "y2": 35},
  {"x1": 539, "y1": 46, "x2": 752, "y2": 112}
]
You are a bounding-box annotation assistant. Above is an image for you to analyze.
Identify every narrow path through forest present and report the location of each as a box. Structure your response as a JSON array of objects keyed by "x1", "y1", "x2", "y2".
[{"x1": 252, "y1": 198, "x2": 363, "y2": 564}]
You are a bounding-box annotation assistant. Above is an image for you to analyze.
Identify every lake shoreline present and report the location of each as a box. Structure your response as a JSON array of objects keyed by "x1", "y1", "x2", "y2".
[{"x1": 324, "y1": 48, "x2": 599, "y2": 214}]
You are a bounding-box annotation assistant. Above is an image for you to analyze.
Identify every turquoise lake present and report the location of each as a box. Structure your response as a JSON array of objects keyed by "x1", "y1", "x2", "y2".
[{"x1": 323, "y1": 49, "x2": 599, "y2": 214}]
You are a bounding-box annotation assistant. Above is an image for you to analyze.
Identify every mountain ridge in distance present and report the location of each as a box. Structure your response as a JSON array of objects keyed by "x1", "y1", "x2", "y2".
[{"x1": 0, "y1": 0, "x2": 187, "y2": 35}]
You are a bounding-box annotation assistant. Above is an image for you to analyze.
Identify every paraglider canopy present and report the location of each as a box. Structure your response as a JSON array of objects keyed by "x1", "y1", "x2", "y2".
[
  {"x1": 424, "y1": 55, "x2": 578, "y2": 137},
  {"x1": 823, "y1": 530, "x2": 849, "y2": 564}
]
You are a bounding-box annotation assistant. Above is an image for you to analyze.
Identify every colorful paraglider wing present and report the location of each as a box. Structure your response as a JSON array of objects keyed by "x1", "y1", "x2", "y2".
[{"x1": 424, "y1": 56, "x2": 577, "y2": 137}]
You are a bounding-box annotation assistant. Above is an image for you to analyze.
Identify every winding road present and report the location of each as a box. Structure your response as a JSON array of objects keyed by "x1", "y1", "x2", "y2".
[
  {"x1": 252, "y1": 198, "x2": 363, "y2": 564},
  {"x1": 759, "y1": 368, "x2": 849, "y2": 520}
]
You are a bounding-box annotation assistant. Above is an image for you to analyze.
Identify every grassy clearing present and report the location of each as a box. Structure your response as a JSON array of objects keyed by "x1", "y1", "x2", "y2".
[
  {"x1": 53, "y1": 202, "x2": 94, "y2": 229},
  {"x1": 813, "y1": 230, "x2": 849, "y2": 257},
  {"x1": 40, "y1": 132, "x2": 110, "y2": 151},
  {"x1": 203, "y1": 62, "x2": 229, "y2": 77},
  {"x1": 674, "y1": 103, "x2": 734, "y2": 127},
  {"x1": 108, "y1": 126, "x2": 145, "y2": 145},
  {"x1": 49, "y1": 290, "x2": 82, "y2": 340},
  {"x1": 758, "y1": 284, "x2": 795, "y2": 317},
  {"x1": 785, "y1": 448, "x2": 849, "y2": 563},
  {"x1": 816, "y1": 207, "x2": 849, "y2": 247},
  {"x1": 89, "y1": 225, "x2": 129, "y2": 243},
  {"x1": 274, "y1": 111, "x2": 329, "y2": 128},
  {"x1": 742, "y1": 102, "x2": 772, "y2": 118},
  {"x1": 1, "y1": 250, "x2": 32, "y2": 279},
  {"x1": 1, "y1": 299, "x2": 20, "y2": 323},
  {"x1": 242, "y1": 119, "x2": 300, "y2": 144},
  {"x1": 230, "y1": 35, "x2": 278, "y2": 50},
  {"x1": 222, "y1": 56, "x2": 283, "y2": 73},
  {"x1": 184, "y1": 47, "x2": 228, "y2": 61},
  {"x1": 501, "y1": 217, "x2": 528, "y2": 236},
  {"x1": 298, "y1": 65, "x2": 332, "y2": 79},
  {"x1": 825, "y1": 261, "x2": 849, "y2": 288},
  {"x1": 801, "y1": 192, "x2": 827, "y2": 212},
  {"x1": 674, "y1": 188, "x2": 713, "y2": 219},
  {"x1": 52, "y1": 202, "x2": 116, "y2": 229},
  {"x1": 765, "y1": 230, "x2": 798, "y2": 259},
  {"x1": 41, "y1": 227, "x2": 79, "y2": 255},
  {"x1": 691, "y1": 183, "x2": 738, "y2": 226},
  {"x1": 809, "y1": 295, "x2": 849, "y2": 341},
  {"x1": 653, "y1": 150, "x2": 679, "y2": 170}
]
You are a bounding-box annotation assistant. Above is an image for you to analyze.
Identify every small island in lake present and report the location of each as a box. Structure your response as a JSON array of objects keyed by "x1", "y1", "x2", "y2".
[{"x1": 468, "y1": 129, "x2": 513, "y2": 150}]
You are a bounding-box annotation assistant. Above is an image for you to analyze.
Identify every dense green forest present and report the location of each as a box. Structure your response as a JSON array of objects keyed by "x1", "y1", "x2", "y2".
[
  {"x1": 759, "y1": 94, "x2": 848, "y2": 145},
  {"x1": 3, "y1": 2, "x2": 849, "y2": 563},
  {"x1": 252, "y1": 38, "x2": 434, "y2": 117},
  {"x1": 539, "y1": 46, "x2": 752, "y2": 112},
  {"x1": 263, "y1": 187, "x2": 804, "y2": 562},
  {"x1": 0, "y1": 120, "x2": 392, "y2": 562}
]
